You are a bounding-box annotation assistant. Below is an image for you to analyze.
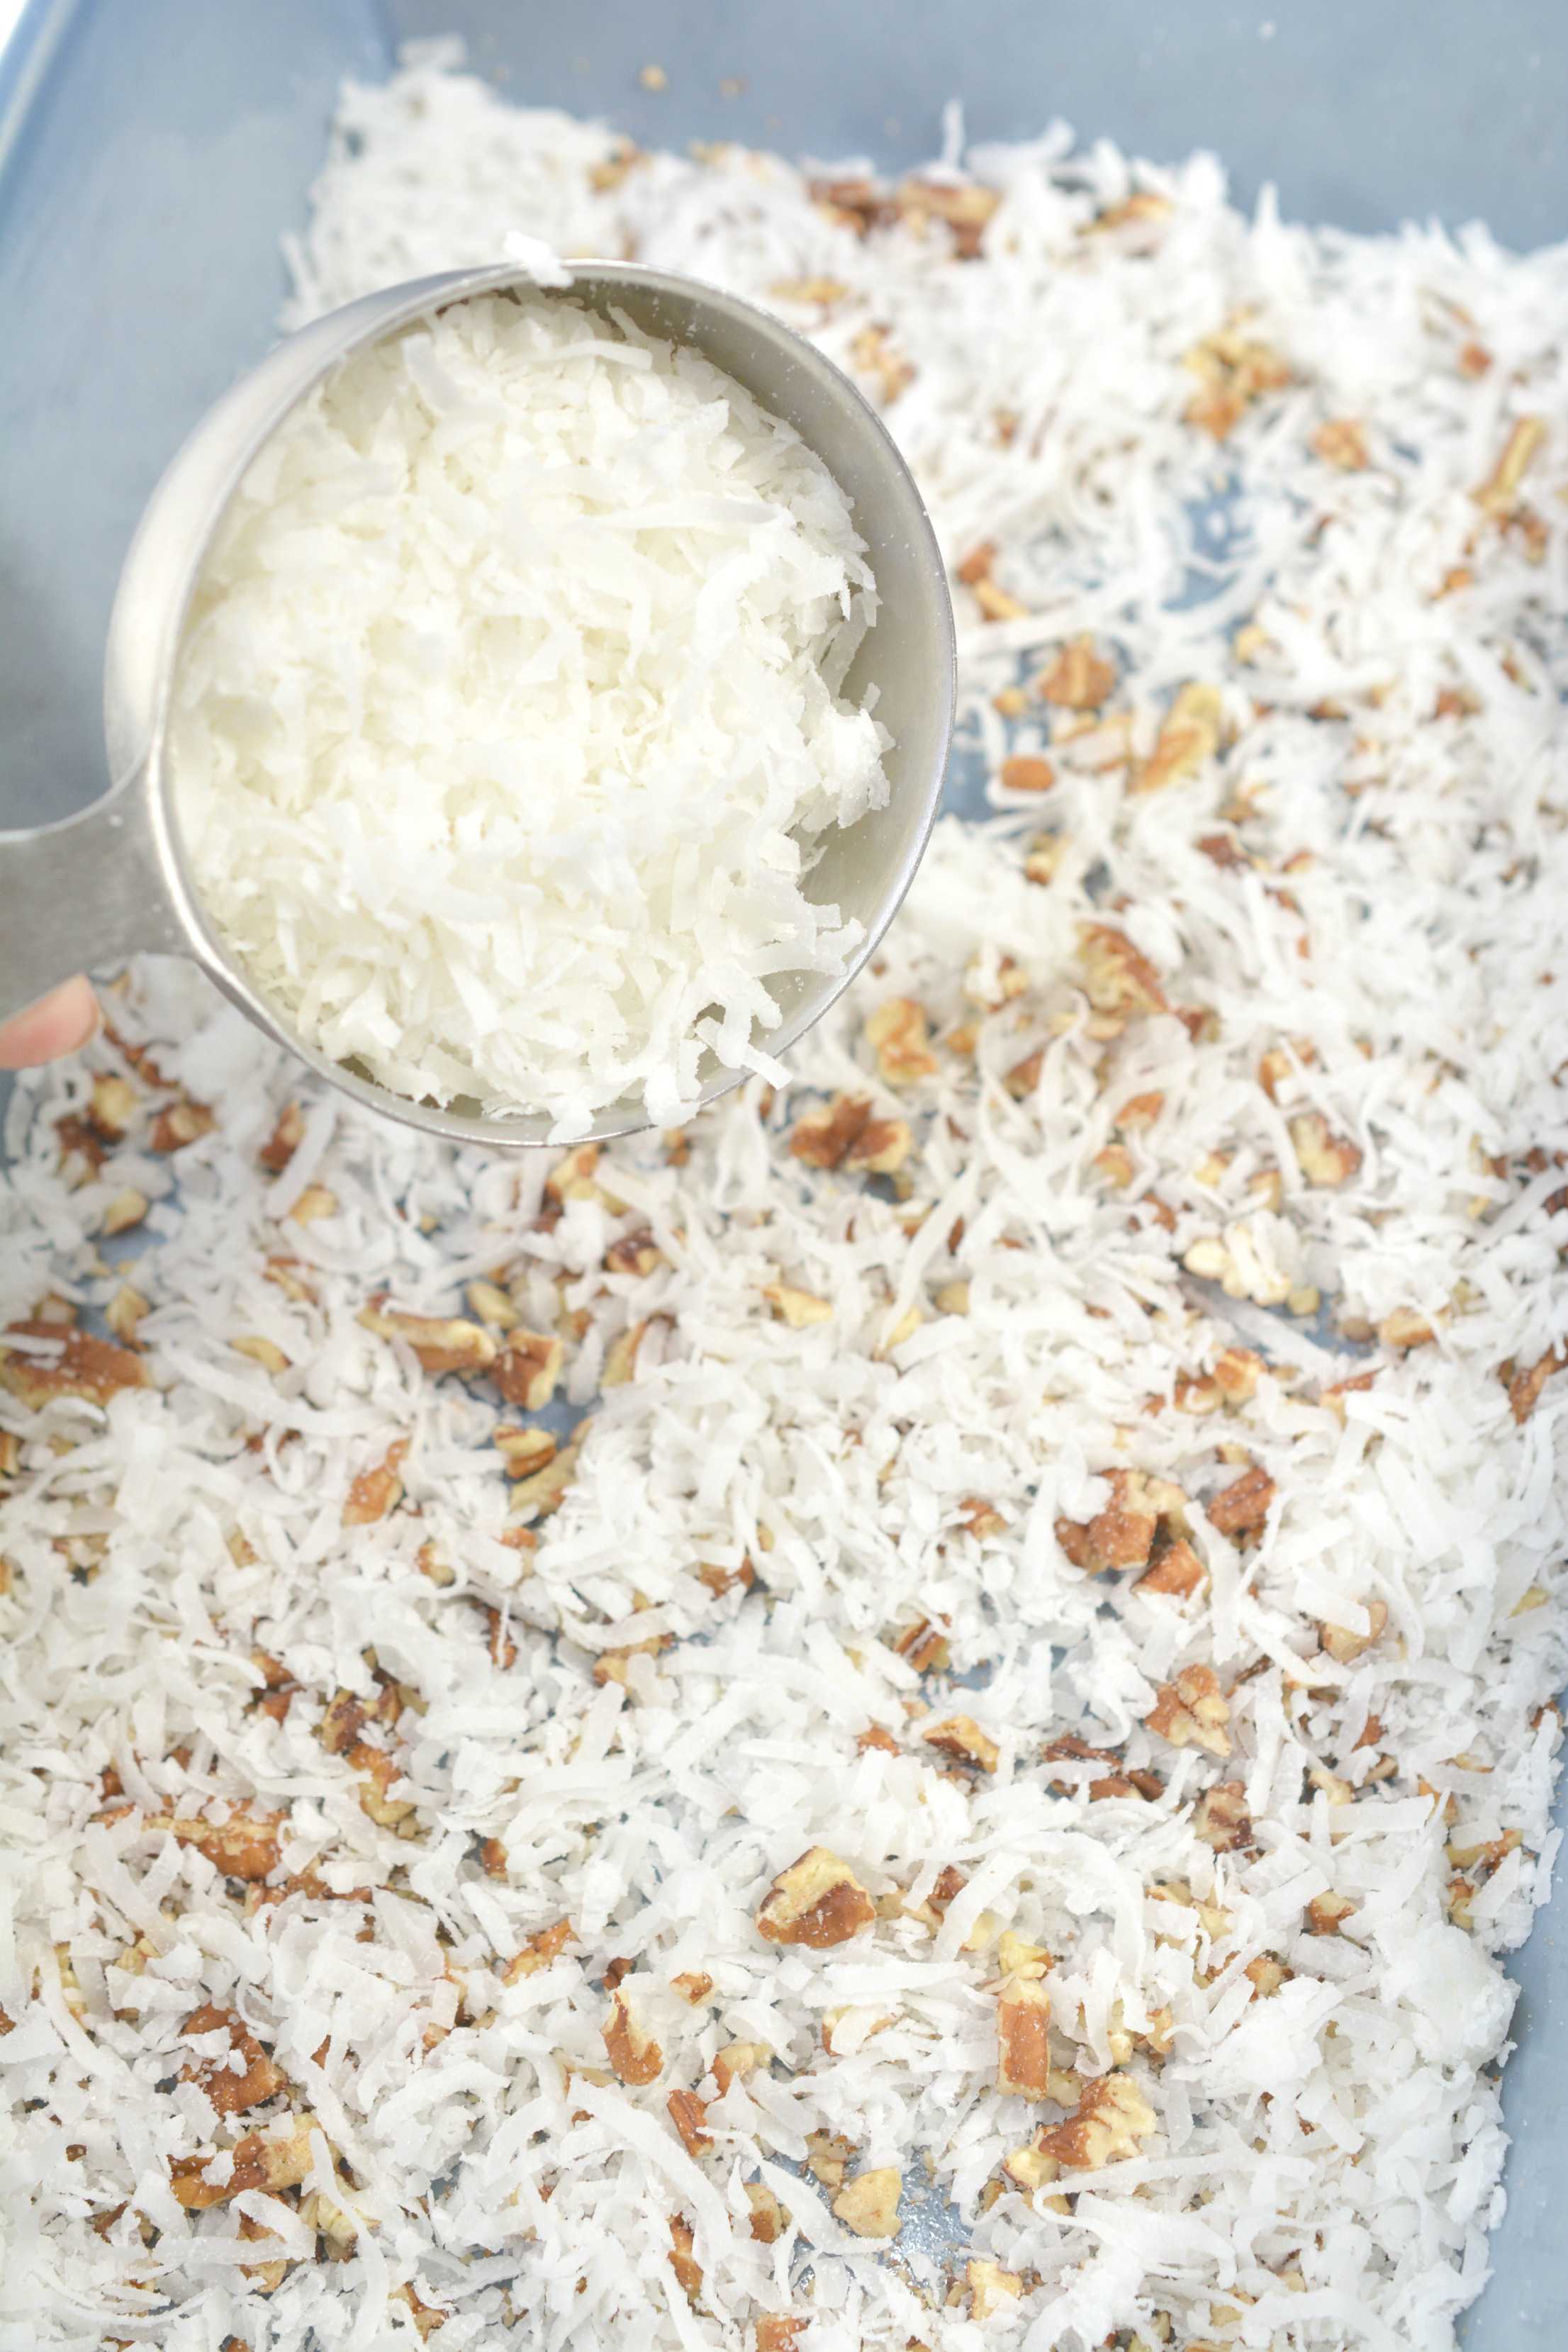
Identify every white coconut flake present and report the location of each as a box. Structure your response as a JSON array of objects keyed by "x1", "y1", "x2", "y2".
[
  {"x1": 3, "y1": 38, "x2": 1567, "y2": 2352},
  {"x1": 172, "y1": 290, "x2": 888, "y2": 1138}
]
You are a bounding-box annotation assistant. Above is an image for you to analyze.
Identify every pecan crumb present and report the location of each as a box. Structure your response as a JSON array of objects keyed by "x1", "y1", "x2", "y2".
[
  {"x1": 603, "y1": 1988, "x2": 662, "y2": 2085},
  {"x1": 756, "y1": 1847, "x2": 875, "y2": 1947},
  {"x1": 1037, "y1": 636, "x2": 1116, "y2": 710},
  {"x1": 1146, "y1": 1665, "x2": 1231, "y2": 1757},
  {"x1": 1036, "y1": 2070, "x2": 1157, "y2": 2169},
  {"x1": 922, "y1": 1713, "x2": 999, "y2": 1772},
  {"x1": 968, "y1": 2261, "x2": 1024, "y2": 2320},
  {"x1": 996, "y1": 1974, "x2": 1052, "y2": 2097},
  {"x1": 866, "y1": 997, "x2": 938, "y2": 1085},
  {"x1": 831, "y1": 2166, "x2": 902, "y2": 2239},
  {"x1": 1206, "y1": 1465, "x2": 1275, "y2": 1540},
  {"x1": 1319, "y1": 1600, "x2": 1389, "y2": 1663}
]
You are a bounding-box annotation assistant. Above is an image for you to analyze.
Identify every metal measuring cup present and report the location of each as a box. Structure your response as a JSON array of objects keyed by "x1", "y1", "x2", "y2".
[{"x1": 0, "y1": 262, "x2": 955, "y2": 1147}]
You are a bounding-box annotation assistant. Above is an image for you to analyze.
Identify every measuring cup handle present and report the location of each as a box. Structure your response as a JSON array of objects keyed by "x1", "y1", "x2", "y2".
[{"x1": 0, "y1": 758, "x2": 186, "y2": 1021}]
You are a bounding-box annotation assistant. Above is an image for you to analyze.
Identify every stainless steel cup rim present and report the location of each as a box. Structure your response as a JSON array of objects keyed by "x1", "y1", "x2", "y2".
[{"x1": 1, "y1": 260, "x2": 956, "y2": 1148}]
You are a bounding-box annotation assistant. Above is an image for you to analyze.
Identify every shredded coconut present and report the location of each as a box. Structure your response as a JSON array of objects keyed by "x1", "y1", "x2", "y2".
[
  {"x1": 3, "y1": 40, "x2": 1567, "y2": 2352},
  {"x1": 172, "y1": 290, "x2": 888, "y2": 1136}
]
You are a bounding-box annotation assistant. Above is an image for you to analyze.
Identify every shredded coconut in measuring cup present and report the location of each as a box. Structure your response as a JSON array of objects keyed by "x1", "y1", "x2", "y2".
[{"x1": 172, "y1": 291, "x2": 889, "y2": 1136}]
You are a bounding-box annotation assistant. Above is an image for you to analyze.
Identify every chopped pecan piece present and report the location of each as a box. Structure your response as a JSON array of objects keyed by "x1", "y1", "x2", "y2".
[
  {"x1": 1306, "y1": 1892, "x2": 1356, "y2": 1936},
  {"x1": 790, "y1": 1092, "x2": 874, "y2": 1168},
  {"x1": 354, "y1": 1745, "x2": 416, "y2": 1830},
  {"x1": 289, "y1": 1184, "x2": 337, "y2": 1225},
  {"x1": 746, "y1": 2186, "x2": 787, "y2": 2245},
  {"x1": 1245, "y1": 1953, "x2": 1290, "y2": 1998},
  {"x1": 1134, "y1": 682, "x2": 1224, "y2": 794},
  {"x1": 509, "y1": 1427, "x2": 585, "y2": 1518},
  {"x1": 105, "y1": 1285, "x2": 150, "y2": 1343},
  {"x1": 1038, "y1": 636, "x2": 1116, "y2": 710},
  {"x1": 359, "y1": 1299, "x2": 498, "y2": 1378},
  {"x1": 1379, "y1": 1307, "x2": 1435, "y2": 1350},
  {"x1": 1137, "y1": 1538, "x2": 1205, "y2": 1598},
  {"x1": 958, "y1": 1495, "x2": 1007, "y2": 1539},
  {"x1": 789, "y1": 1092, "x2": 910, "y2": 1175},
  {"x1": 500, "y1": 1920, "x2": 571, "y2": 1984},
  {"x1": 667, "y1": 2088, "x2": 710, "y2": 2156},
  {"x1": 1319, "y1": 1599, "x2": 1389, "y2": 1663},
  {"x1": 495, "y1": 1426, "x2": 557, "y2": 1482},
  {"x1": 866, "y1": 997, "x2": 938, "y2": 1085},
  {"x1": 342, "y1": 1439, "x2": 408, "y2": 1527},
  {"x1": 1114, "y1": 1090, "x2": 1165, "y2": 1132},
  {"x1": 602, "y1": 1320, "x2": 649, "y2": 1387},
  {"x1": 1311, "y1": 418, "x2": 1369, "y2": 470},
  {"x1": 85, "y1": 1072, "x2": 138, "y2": 1139},
  {"x1": 1077, "y1": 925, "x2": 1168, "y2": 1018},
  {"x1": 896, "y1": 177, "x2": 999, "y2": 257},
  {"x1": 696, "y1": 1558, "x2": 755, "y2": 1599},
  {"x1": 672, "y1": 1971, "x2": 713, "y2": 2005},
  {"x1": 1183, "y1": 323, "x2": 1291, "y2": 438},
  {"x1": 1474, "y1": 415, "x2": 1545, "y2": 516},
  {"x1": 1289, "y1": 1111, "x2": 1362, "y2": 1187},
  {"x1": 761, "y1": 1282, "x2": 833, "y2": 1328},
  {"x1": 968, "y1": 2261, "x2": 1024, "y2": 2321},
  {"x1": 849, "y1": 323, "x2": 914, "y2": 404},
  {"x1": 996, "y1": 1974, "x2": 1052, "y2": 2097},
  {"x1": 668, "y1": 2214, "x2": 702, "y2": 2301},
  {"x1": 1504, "y1": 1347, "x2": 1566, "y2": 1423},
  {"x1": 181, "y1": 2003, "x2": 285, "y2": 2117},
  {"x1": 544, "y1": 1142, "x2": 608, "y2": 1205},
  {"x1": 101, "y1": 1187, "x2": 150, "y2": 1236},
  {"x1": 605, "y1": 1228, "x2": 663, "y2": 1277},
  {"x1": 1024, "y1": 834, "x2": 1065, "y2": 886},
  {"x1": 754, "y1": 2319, "x2": 802, "y2": 2352},
  {"x1": 389, "y1": 2283, "x2": 446, "y2": 2340},
  {"x1": 170, "y1": 2112, "x2": 320, "y2": 2210},
  {"x1": 995, "y1": 1930, "x2": 1050, "y2": 1980},
  {"x1": 1146, "y1": 1665, "x2": 1231, "y2": 1757},
  {"x1": 1036, "y1": 2070, "x2": 1157, "y2": 2169},
  {"x1": 858, "y1": 1723, "x2": 900, "y2": 1755},
  {"x1": 805, "y1": 2129, "x2": 853, "y2": 2188},
  {"x1": 832, "y1": 2166, "x2": 902, "y2": 2239},
  {"x1": 1257, "y1": 1039, "x2": 1317, "y2": 1100},
  {"x1": 1000, "y1": 754, "x2": 1055, "y2": 794},
  {"x1": 1192, "y1": 1782, "x2": 1253, "y2": 1852},
  {"x1": 603, "y1": 1988, "x2": 662, "y2": 2086},
  {"x1": 150, "y1": 1098, "x2": 214, "y2": 1153},
  {"x1": 756, "y1": 1847, "x2": 874, "y2": 1948},
  {"x1": 259, "y1": 1103, "x2": 306, "y2": 1172},
  {"x1": 152, "y1": 1809, "x2": 282, "y2": 1882},
  {"x1": 1002, "y1": 2135, "x2": 1062, "y2": 2193},
  {"x1": 0, "y1": 1323, "x2": 148, "y2": 1409},
  {"x1": 891, "y1": 1614, "x2": 951, "y2": 1673},
  {"x1": 492, "y1": 1331, "x2": 564, "y2": 1410},
  {"x1": 1005, "y1": 1046, "x2": 1045, "y2": 1099},
  {"x1": 973, "y1": 576, "x2": 1030, "y2": 622},
  {"x1": 1215, "y1": 1346, "x2": 1263, "y2": 1403},
  {"x1": 464, "y1": 1278, "x2": 518, "y2": 1331},
  {"x1": 768, "y1": 274, "x2": 849, "y2": 305},
  {"x1": 1206, "y1": 1466, "x2": 1275, "y2": 1539},
  {"x1": 922, "y1": 1714, "x2": 999, "y2": 1772},
  {"x1": 1056, "y1": 1469, "x2": 1187, "y2": 1574},
  {"x1": 712, "y1": 2040, "x2": 769, "y2": 2095}
]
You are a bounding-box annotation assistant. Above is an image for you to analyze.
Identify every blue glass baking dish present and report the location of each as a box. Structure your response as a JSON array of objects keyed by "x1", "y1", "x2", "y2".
[{"x1": 0, "y1": 2, "x2": 1563, "y2": 2343}]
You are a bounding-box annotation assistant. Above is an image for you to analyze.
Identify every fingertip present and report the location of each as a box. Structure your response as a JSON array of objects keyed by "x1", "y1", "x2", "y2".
[{"x1": 0, "y1": 978, "x2": 101, "y2": 1068}]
